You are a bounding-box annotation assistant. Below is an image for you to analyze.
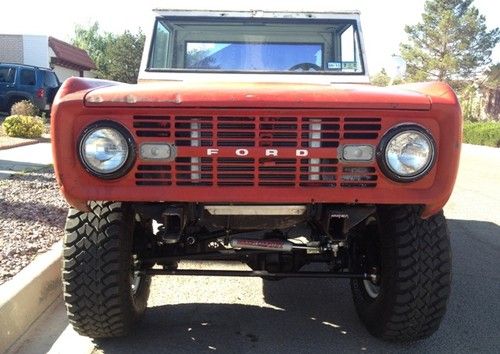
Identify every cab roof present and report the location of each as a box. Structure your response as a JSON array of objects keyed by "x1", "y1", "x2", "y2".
[{"x1": 153, "y1": 9, "x2": 361, "y2": 20}]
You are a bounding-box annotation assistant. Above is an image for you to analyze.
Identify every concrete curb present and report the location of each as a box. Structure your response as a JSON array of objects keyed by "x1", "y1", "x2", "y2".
[
  {"x1": 0, "y1": 139, "x2": 38, "y2": 151},
  {"x1": 0, "y1": 241, "x2": 63, "y2": 353}
]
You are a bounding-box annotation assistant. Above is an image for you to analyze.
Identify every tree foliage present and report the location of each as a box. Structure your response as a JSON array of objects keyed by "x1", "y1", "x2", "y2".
[
  {"x1": 484, "y1": 63, "x2": 500, "y2": 88},
  {"x1": 371, "y1": 69, "x2": 391, "y2": 87},
  {"x1": 72, "y1": 22, "x2": 145, "y2": 83},
  {"x1": 400, "y1": 0, "x2": 499, "y2": 83},
  {"x1": 105, "y1": 30, "x2": 146, "y2": 83}
]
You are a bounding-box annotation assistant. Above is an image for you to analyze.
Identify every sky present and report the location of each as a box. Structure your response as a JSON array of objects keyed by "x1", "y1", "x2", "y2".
[{"x1": 0, "y1": 0, "x2": 498, "y2": 74}]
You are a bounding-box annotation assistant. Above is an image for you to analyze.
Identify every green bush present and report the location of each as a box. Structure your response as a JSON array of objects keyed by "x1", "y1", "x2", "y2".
[
  {"x1": 10, "y1": 100, "x2": 39, "y2": 117},
  {"x1": 2, "y1": 115, "x2": 44, "y2": 138},
  {"x1": 463, "y1": 121, "x2": 500, "y2": 147}
]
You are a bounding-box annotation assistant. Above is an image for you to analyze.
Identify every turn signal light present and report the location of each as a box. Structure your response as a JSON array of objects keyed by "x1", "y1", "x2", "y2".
[
  {"x1": 140, "y1": 143, "x2": 175, "y2": 160},
  {"x1": 342, "y1": 145, "x2": 374, "y2": 161}
]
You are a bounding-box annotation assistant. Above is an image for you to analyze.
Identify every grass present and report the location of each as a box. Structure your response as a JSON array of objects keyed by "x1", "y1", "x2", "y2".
[{"x1": 463, "y1": 121, "x2": 500, "y2": 148}]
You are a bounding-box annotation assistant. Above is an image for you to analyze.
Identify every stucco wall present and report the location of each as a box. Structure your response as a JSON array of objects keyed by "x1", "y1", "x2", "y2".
[
  {"x1": 22, "y1": 35, "x2": 49, "y2": 68},
  {"x1": 53, "y1": 65, "x2": 80, "y2": 82},
  {"x1": 0, "y1": 34, "x2": 24, "y2": 63},
  {"x1": 83, "y1": 71, "x2": 95, "y2": 78}
]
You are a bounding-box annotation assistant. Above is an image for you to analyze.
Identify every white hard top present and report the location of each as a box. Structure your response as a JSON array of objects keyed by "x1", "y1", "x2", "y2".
[
  {"x1": 139, "y1": 5, "x2": 368, "y2": 84},
  {"x1": 153, "y1": 9, "x2": 361, "y2": 20}
]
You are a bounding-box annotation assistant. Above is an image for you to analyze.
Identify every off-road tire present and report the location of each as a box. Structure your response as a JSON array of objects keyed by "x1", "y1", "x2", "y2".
[
  {"x1": 62, "y1": 201, "x2": 151, "y2": 338},
  {"x1": 351, "y1": 205, "x2": 451, "y2": 342}
]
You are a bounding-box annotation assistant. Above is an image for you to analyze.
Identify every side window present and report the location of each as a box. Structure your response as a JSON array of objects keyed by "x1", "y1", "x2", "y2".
[
  {"x1": 149, "y1": 20, "x2": 171, "y2": 68},
  {"x1": 0, "y1": 67, "x2": 15, "y2": 83},
  {"x1": 44, "y1": 71, "x2": 59, "y2": 87},
  {"x1": 20, "y1": 69, "x2": 36, "y2": 86},
  {"x1": 340, "y1": 25, "x2": 362, "y2": 73}
]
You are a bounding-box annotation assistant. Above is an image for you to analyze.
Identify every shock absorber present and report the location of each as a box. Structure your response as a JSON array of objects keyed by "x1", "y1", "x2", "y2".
[{"x1": 230, "y1": 238, "x2": 321, "y2": 252}]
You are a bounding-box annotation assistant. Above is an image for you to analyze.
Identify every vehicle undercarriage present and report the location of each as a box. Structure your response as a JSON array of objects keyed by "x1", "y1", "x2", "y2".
[{"x1": 132, "y1": 203, "x2": 379, "y2": 282}]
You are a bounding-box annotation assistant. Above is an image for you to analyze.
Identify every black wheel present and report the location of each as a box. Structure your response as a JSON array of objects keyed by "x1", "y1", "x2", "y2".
[
  {"x1": 7, "y1": 98, "x2": 22, "y2": 114},
  {"x1": 350, "y1": 205, "x2": 451, "y2": 342},
  {"x1": 62, "y1": 201, "x2": 151, "y2": 338}
]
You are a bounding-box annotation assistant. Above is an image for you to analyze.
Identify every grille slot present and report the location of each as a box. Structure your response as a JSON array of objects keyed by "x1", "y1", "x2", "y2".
[
  {"x1": 343, "y1": 117, "x2": 381, "y2": 140},
  {"x1": 340, "y1": 166, "x2": 378, "y2": 188},
  {"x1": 299, "y1": 158, "x2": 338, "y2": 187},
  {"x1": 132, "y1": 114, "x2": 381, "y2": 189},
  {"x1": 217, "y1": 158, "x2": 254, "y2": 187},
  {"x1": 135, "y1": 164, "x2": 172, "y2": 186},
  {"x1": 259, "y1": 117, "x2": 298, "y2": 147},
  {"x1": 258, "y1": 158, "x2": 296, "y2": 187},
  {"x1": 175, "y1": 157, "x2": 213, "y2": 186},
  {"x1": 217, "y1": 117, "x2": 256, "y2": 147},
  {"x1": 301, "y1": 117, "x2": 340, "y2": 148},
  {"x1": 174, "y1": 116, "x2": 213, "y2": 147},
  {"x1": 133, "y1": 116, "x2": 171, "y2": 137}
]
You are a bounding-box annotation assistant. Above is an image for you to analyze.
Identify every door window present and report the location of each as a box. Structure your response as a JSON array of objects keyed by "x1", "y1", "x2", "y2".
[
  {"x1": 0, "y1": 67, "x2": 15, "y2": 83},
  {"x1": 44, "y1": 71, "x2": 59, "y2": 87},
  {"x1": 20, "y1": 69, "x2": 36, "y2": 85}
]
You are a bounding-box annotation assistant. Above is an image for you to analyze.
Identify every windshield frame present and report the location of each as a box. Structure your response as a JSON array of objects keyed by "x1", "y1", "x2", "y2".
[{"x1": 146, "y1": 16, "x2": 366, "y2": 76}]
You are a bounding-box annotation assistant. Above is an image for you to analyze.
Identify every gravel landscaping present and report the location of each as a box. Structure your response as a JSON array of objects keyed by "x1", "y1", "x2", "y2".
[{"x1": 0, "y1": 167, "x2": 67, "y2": 285}]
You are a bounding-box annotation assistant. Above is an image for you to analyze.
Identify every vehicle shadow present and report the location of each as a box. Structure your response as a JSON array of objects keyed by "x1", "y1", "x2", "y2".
[
  {"x1": 0, "y1": 164, "x2": 55, "y2": 182},
  {"x1": 94, "y1": 301, "x2": 402, "y2": 354},
  {"x1": 94, "y1": 219, "x2": 499, "y2": 354}
]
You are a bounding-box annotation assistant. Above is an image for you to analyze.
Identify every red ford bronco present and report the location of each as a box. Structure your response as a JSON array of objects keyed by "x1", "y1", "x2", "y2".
[{"x1": 52, "y1": 9, "x2": 462, "y2": 342}]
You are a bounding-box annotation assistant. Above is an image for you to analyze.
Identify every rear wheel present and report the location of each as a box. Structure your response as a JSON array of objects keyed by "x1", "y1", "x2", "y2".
[
  {"x1": 350, "y1": 205, "x2": 451, "y2": 342},
  {"x1": 62, "y1": 201, "x2": 151, "y2": 338},
  {"x1": 7, "y1": 98, "x2": 24, "y2": 114}
]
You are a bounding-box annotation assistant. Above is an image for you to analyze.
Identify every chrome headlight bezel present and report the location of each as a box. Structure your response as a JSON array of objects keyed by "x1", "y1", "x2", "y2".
[
  {"x1": 78, "y1": 121, "x2": 136, "y2": 179},
  {"x1": 377, "y1": 124, "x2": 436, "y2": 182}
]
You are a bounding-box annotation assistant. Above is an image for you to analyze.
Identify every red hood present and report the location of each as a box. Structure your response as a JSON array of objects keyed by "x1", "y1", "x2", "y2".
[{"x1": 84, "y1": 81, "x2": 432, "y2": 110}]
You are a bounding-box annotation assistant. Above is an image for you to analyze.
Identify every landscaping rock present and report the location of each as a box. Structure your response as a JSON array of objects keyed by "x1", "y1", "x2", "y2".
[{"x1": 0, "y1": 167, "x2": 67, "y2": 285}]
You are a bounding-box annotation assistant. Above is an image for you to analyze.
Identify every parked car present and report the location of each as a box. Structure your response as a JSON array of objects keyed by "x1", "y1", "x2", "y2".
[
  {"x1": 0, "y1": 63, "x2": 60, "y2": 113},
  {"x1": 52, "y1": 9, "x2": 462, "y2": 342}
]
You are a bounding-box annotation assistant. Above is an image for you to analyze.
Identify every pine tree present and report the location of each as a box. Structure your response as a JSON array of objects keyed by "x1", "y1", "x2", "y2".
[{"x1": 400, "y1": 0, "x2": 499, "y2": 83}]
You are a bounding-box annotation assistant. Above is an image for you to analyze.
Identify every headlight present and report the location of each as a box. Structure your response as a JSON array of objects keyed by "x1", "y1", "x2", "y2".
[
  {"x1": 377, "y1": 125, "x2": 435, "y2": 182},
  {"x1": 78, "y1": 121, "x2": 135, "y2": 179}
]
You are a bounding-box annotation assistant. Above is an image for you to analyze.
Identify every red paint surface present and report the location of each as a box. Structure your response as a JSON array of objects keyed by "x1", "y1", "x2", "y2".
[
  {"x1": 84, "y1": 80, "x2": 432, "y2": 111},
  {"x1": 51, "y1": 78, "x2": 462, "y2": 218}
]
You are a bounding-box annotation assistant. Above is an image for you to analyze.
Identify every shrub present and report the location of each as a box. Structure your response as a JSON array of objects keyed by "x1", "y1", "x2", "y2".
[
  {"x1": 10, "y1": 100, "x2": 39, "y2": 117},
  {"x1": 463, "y1": 121, "x2": 500, "y2": 147},
  {"x1": 2, "y1": 115, "x2": 44, "y2": 138}
]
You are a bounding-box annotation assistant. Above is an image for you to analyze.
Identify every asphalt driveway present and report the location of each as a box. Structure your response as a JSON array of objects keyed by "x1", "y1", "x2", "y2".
[
  {"x1": 92, "y1": 144, "x2": 500, "y2": 354},
  {"x1": 12, "y1": 144, "x2": 500, "y2": 354}
]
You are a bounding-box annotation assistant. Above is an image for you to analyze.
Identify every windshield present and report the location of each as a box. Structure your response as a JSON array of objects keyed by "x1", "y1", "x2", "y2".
[{"x1": 149, "y1": 18, "x2": 364, "y2": 74}]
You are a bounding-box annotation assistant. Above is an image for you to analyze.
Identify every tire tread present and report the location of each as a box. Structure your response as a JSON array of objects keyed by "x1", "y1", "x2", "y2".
[
  {"x1": 62, "y1": 201, "x2": 149, "y2": 338},
  {"x1": 351, "y1": 205, "x2": 451, "y2": 342}
]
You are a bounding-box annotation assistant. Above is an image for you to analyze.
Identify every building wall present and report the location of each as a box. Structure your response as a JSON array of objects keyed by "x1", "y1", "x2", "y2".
[
  {"x1": 1, "y1": 34, "x2": 94, "y2": 82},
  {"x1": 83, "y1": 71, "x2": 95, "y2": 78},
  {"x1": 52, "y1": 65, "x2": 95, "y2": 82},
  {"x1": 0, "y1": 34, "x2": 24, "y2": 63},
  {"x1": 53, "y1": 65, "x2": 80, "y2": 82},
  {"x1": 22, "y1": 35, "x2": 49, "y2": 68}
]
